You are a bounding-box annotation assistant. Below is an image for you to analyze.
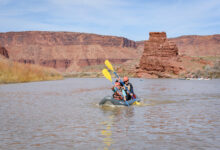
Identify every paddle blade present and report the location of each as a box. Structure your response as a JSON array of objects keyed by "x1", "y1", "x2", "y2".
[
  {"x1": 133, "y1": 101, "x2": 141, "y2": 105},
  {"x1": 102, "y1": 69, "x2": 112, "y2": 82},
  {"x1": 105, "y1": 60, "x2": 114, "y2": 71}
]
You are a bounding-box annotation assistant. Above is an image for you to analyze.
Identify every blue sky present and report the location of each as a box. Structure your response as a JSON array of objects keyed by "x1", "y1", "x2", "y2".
[{"x1": 0, "y1": 0, "x2": 219, "y2": 41}]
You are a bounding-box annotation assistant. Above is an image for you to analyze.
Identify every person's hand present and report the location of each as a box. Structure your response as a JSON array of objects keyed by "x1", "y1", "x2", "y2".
[{"x1": 130, "y1": 93, "x2": 133, "y2": 97}]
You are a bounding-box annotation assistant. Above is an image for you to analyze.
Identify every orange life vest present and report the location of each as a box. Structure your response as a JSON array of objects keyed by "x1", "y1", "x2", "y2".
[{"x1": 113, "y1": 91, "x2": 123, "y2": 100}]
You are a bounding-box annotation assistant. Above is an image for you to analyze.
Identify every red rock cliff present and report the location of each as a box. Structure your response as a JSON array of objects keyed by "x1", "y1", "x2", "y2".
[
  {"x1": 138, "y1": 32, "x2": 182, "y2": 78},
  {"x1": 0, "y1": 46, "x2": 9, "y2": 58},
  {"x1": 170, "y1": 34, "x2": 220, "y2": 56},
  {"x1": 0, "y1": 31, "x2": 138, "y2": 71},
  {"x1": 0, "y1": 31, "x2": 136, "y2": 47}
]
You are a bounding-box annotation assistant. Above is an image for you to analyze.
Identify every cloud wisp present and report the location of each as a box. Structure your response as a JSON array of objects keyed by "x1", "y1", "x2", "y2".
[{"x1": 0, "y1": 0, "x2": 219, "y2": 40}]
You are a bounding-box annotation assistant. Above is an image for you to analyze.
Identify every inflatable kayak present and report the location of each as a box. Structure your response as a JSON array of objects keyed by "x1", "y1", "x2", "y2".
[{"x1": 99, "y1": 96, "x2": 141, "y2": 106}]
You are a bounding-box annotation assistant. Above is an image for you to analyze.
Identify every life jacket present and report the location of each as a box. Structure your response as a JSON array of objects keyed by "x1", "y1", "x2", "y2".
[
  {"x1": 124, "y1": 83, "x2": 133, "y2": 94},
  {"x1": 113, "y1": 91, "x2": 123, "y2": 100},
  {"x1": 123, "y1": 83, "x2": 135, "y2": 101},
  {"x1": 112, "y1": 86, "x2": 124, "y2": 100}
]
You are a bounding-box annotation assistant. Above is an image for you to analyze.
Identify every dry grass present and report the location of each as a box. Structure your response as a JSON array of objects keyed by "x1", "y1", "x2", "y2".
[
  {"x1": 191, "y1": 56, "x2": 220, "y2": 61},
  {"x1": 63, "y1": 72, "x2": 104, "y2": 78},
  {"x1": 178, "y1": 56, "x2": 220, "y2": 78},
  {"x1": 0, "y1": 58, "x2": 63, "y2": 84}
]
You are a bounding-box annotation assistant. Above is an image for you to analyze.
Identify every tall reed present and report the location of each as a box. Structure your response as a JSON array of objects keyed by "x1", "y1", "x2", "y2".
[{"x1": 0, "y1": 58, "x2": 63, "y2": 84}]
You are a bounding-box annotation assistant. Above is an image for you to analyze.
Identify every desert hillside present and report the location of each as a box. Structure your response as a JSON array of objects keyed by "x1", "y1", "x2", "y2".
[{"x1": 170, "y1": 34, "x2": 220, "y2": 56}]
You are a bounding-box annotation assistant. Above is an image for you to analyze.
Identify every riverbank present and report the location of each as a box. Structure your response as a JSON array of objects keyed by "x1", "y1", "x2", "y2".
[
  {"x1": 0, "y1": 57, "x2": 63, "y2": 84},
  {"x1": 1, "y1": 56, "x2": 219, "y2": 84}
]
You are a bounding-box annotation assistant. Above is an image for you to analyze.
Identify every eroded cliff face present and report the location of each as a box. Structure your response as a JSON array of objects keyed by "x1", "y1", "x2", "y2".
[
  {"x1": 170, "y1": 34, "x2": 220, "y2": 56},
  {"x1": 0, "y1": 31, "x2": 136, "y2": 47},
  {"x1": 138, "y1": 32, "x2": 182, "y2": 78},
  {"x1": 0, "y1": 46, "x2": 9, "y2": 58},
  {"x1": 0, "y1": 31, "x2": 138, "y2": 71}
]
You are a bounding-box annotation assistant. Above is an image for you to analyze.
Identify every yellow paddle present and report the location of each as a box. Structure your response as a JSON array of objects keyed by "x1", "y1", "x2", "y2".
[
  {"x1": 133, "y1": 101, "x2": 141, "y2": 105},
  {"x1": 102, "y1": 68, "x2": 112, "y2": 82},
  {"x1": 104, "y1": 59, "x2": 139, "y2": 106},
  {"x1": 105, "y1": 60, "x2": 114, "y2": 72},
  {"x1": 102, "y1": 68, "x2": 129, "y2": 106}
]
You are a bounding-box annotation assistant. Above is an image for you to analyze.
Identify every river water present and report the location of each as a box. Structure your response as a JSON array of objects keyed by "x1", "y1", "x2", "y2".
[{"x1": 0, "y1": 78, "x2": 220, "y2": 150}]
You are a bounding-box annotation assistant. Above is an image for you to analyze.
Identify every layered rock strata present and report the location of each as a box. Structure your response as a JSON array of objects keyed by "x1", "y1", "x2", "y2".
[
  {"x1": 170, "y1": 34, "x2": 220, "y2": 56},
  {"x1": 138, "y1": 32, "x2": 182, "y2": 78},
  {"x1": 0, "y1": 31, "x2": 139, "y2": 71}
]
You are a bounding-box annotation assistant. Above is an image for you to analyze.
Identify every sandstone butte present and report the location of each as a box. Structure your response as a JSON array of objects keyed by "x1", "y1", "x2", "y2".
[
  {"x1": 0, "y1": 31, "x2": 219, "y2": 77},
  {"x1": 136, "y1": 34, "x2": 220, "y2": 57},
  {"x1": 137, "y1": 32, "x2": 183, "y2": 78}
]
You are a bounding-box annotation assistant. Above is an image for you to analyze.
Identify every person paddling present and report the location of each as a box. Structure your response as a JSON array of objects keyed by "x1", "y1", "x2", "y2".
[
  {"x1": 122, "y1": 76, "x2": 134, "y2": 101},
  {"x1": 112, "y1": 81, "x2": 126, "y2": 101}
]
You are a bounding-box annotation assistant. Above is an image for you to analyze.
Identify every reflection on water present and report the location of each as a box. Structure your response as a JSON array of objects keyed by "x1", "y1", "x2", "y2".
[
  {"x1": 0, "y1": 78, "x2": 220, "y2": 149},
  {"x1": 100, "y1": 115, "x2": 113, "y2": 149},
  {"x1": 99, "y1": 106, "x2": 136, "y2": 150}
]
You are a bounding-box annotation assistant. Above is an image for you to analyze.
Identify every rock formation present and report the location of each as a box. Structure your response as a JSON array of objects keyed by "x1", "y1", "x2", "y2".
[
  {"x1": 169, "y1": 34, "x2": 220, "y2": 56},
  {"x1": 0, "y1": 46, "x2": 9, "y2": 58},
  {"x1": 138, "y1": 32, "x2": 182, "y2": 78},
  {"x1": 0, "y1": 31, "x2": 219, "y2": 75},
  {"x1": 137, "y1": 34, "x2": 220, "y2": 57},
  {"x1": 0, "y1": 31, "x2": 138, "y2": 71}
]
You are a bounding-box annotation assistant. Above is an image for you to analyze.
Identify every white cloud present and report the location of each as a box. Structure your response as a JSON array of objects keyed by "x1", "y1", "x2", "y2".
[{"x1": 0, "y1": 0, "x2": 219, "y2": 40}]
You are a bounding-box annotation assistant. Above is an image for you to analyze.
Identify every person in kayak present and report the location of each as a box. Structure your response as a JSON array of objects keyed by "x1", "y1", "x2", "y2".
[
  {"x1": 112, "y1": 81, "x2": 126, "y2": 101},
  {"x1": 122, "y1": 76, "x2": 135, "y2": 101}
]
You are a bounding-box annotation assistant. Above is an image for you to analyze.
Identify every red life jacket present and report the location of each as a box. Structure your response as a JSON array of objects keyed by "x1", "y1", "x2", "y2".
[{"x1": 113, "y1": 91, "x2": 123, "y2": 100}]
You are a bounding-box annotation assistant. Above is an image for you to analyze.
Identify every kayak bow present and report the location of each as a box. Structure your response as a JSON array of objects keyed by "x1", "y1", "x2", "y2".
[{"x1": 99, "y1": 96, "x2": 141, "y2": 106}]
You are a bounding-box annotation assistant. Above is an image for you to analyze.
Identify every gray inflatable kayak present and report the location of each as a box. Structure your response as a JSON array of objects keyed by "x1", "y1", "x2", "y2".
[{"x1": 99, "y1": 96, "x2": 141, "y2": 106}]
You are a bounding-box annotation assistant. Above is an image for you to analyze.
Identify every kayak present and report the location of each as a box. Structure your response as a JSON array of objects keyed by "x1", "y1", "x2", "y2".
[{"x1": 99, "y1": 96, "x2": 141, "y2": 106}]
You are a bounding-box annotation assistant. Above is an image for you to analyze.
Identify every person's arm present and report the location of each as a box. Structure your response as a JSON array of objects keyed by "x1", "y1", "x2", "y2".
[
  {"x1": 122, "y1": 89, "x2": 127, "y2": 101},
  {"x1": 129, "y1": 84, "x2": 134, "y2": 96},
  {"x1": 116, "y1": 77, "x2": 121, "y2": 83},
  {"x1": 111, "y1": 86, "x2": 115, "y2": 92}
]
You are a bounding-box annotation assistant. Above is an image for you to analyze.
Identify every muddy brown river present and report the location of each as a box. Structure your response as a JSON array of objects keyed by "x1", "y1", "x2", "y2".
[{"x1": 0, "y1": 78, "x2": 220, "y2": 150}]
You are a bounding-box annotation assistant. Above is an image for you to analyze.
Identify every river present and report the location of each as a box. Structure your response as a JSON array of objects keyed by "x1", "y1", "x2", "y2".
[{"x1": 0, "y1": 78, "x2": 220, "y2": 150}]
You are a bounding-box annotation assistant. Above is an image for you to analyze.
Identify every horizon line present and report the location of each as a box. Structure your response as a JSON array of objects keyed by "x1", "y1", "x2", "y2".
[{"x1": 0, "y1": 30, "x2": 219, "y2": 42}]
